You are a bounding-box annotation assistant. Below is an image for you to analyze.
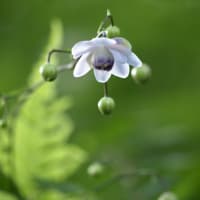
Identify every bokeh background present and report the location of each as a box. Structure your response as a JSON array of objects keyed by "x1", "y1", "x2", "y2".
[{"x1": 0, "y1": 0, "x2": 200, "y2": 199}]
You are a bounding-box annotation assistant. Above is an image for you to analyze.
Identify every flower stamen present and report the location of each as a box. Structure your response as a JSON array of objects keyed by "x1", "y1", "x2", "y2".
[{"x1": 91, "y1": 47, "x2": 114, "y2": 71}]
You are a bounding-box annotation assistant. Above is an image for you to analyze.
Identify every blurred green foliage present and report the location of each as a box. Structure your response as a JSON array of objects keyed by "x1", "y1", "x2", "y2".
[
  {"x1": 0, "y1": 20, "x2": 88, "y2": 200},
  {"x1": 0, "y1": 0, "x2": 200, "y2": 199}
]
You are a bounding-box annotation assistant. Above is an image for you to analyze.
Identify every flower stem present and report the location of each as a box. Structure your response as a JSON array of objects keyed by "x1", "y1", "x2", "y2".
[
  {"x1": 47, "y1": 49, "x2": 71, "y2": 63},
  {"x1": 97, "y1": 9, "x2": 114, "y2": 34},
  {"x1": 106, "y1": 9, "x2": 114, "y2": 26},
  {"x1": 104, "y1": 82, "x2": 108, "y2": 97},
  {"x1": 17, "y1": 80, "x2": 45, "y2": 105},
  {"x1": 2, "y1": 50, "x2": 74, "y2": 114},
  {"x1": 57, "y1": 59, "x2": 79, "y2": 72}
]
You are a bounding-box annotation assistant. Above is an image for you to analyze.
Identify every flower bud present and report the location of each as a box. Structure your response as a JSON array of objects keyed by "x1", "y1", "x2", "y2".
[
  {"x1": 131, "y1": 64, "x2": 152, "y2": 84},
  {"x1": 106, "y1": 26, "x2": 120, "y2": 38},
  {"x1": 98, "y1": 96, "x2": 115, "y2": 115},
  {"x1": 40, "y1": 63, "x2": 57, "y2": 82},
  {"x1": 87, "y1": 162, "x2": 104, "y2": 177},
  {"x1": 158, "y1": 192, "x2": 178, "y2": 200}
]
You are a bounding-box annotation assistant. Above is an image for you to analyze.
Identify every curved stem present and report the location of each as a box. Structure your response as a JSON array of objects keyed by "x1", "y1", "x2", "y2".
[
  {"x1": 17, "y1": 80, "x2": 45, "y2": 105},
  {"x1": 8, "y1": 80, "x2": 45, "y2": 119},
  {"x1": 5, "y1": 59, "x2": 77, "y2": 118},
  {"x1": 57, "y1": 59, "x2": 78, "y2": 73},
  {"x1": 47, "y1": 49, "x2": 71, "y2": 63}
]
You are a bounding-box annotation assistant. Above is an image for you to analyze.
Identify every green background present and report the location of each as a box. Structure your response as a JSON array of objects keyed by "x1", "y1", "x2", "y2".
[{"x1": 0, "y1": 0, "x2": 200, "y2": 199}]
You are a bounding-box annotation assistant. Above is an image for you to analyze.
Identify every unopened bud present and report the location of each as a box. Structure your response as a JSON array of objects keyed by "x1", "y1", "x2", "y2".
[
  {"x1": 131, "y1": 64, "x2": 151, "y2": 84},
  {"x1": 98, "y1": 96, "x2": 115, "y2": 115},
  {"x1": 40, "y1": 63, "x2": 57, "y2": 82},
  {"x1": 106, "y1": 26, "x2": 120, "y2": 38}
]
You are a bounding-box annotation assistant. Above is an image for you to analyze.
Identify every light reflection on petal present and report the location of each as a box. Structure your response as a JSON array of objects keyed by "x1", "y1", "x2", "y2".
[{"x1": 73, "y1": 52, "x2": 91, "y2": 77}]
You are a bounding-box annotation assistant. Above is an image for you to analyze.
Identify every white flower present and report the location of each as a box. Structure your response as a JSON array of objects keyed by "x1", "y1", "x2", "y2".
[{"x1": 72, "y1": 37, "x2": 142, "y2": 83}]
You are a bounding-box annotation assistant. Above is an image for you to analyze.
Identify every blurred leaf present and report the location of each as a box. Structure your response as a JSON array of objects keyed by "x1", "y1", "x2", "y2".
[
  {"x1": 0, "y1": 129, "x2": 11, "y2": 177},
  {"x1": 37, "y1": 145, "x2": 87, "y2": 181},
  {"x1": 38, "y1": 189, "x2": 97, "y2": 200},
  {"x1": 0, "y1": 191, "x2": 18, "y2": 200},
  {"x1": 12, "y1": 19, "x2": 87, "y2": 199},
  {"x1": 1, "y1": 1, "x2": 200, "y2": 199}
]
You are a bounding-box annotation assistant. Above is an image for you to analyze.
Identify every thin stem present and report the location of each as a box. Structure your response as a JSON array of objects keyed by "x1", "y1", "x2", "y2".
[
  {"x1": 47, "y1": 49, "x2": 71, "y2": 63},
  {"x1": 97, "y1": 9, "x2": 114, "y2": 34},
  {"x1": 11, "y1": 80, "x2": 45, "y2": 118},
  {"x1": 107, "y1": 9, "x2": 114, "y2": 26},
  {"x1": 16, "y1": 49, "x2": 73, "y2": 103},
  {"x1": 1, "y1": 49, "x2": 74, "y2": 111},
  {"x1": 1, "y1": 80, "x2": 44, "y2": 107},
  {"x1": 104, "y1": 82, "x2": 108, "y2": 97},
  {"x1": 17, "y1": 80, "x2": 45, "y2": 105},
  {"x1": 57, "y1": 59, "x2": 79, "y2": 73},
  {"x1": 97, "y1": 31, "x2": 107, "y2": 38}
]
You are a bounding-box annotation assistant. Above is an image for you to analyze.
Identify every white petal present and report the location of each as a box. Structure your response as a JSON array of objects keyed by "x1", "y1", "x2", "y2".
[
  {"x1": 112, "y1": 62, "x2": 130, "y2": 78},
  {"x1": 93, "y1": 69, "x2": 111, "y2": 83},
  {"x1": 109, "y1": 49, "x2": 127, "y2": 63},
  {"x1": 91, "y1": 37, "x2": 116, "y2": 46},
  {"x1": 73, "y1": 52, "x2": 91, "y2": 77},
  {"x1": 110, "y1": 44, "x2": 131, "y2": 57},
  {"x1": 113, "y1": 37, "x2": 132, "y2": 49},
  {"x1": 72, "y1": 40, "x2": 92, "y2": 59},
  {"x1": 127, "y1": 52, "x2": 142, "y2": 67}
]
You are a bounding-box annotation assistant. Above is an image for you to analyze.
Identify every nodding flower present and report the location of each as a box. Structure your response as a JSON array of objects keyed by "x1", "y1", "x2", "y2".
[{"x1": 72, "y1": 37, "x2": 142, "y2": 83}]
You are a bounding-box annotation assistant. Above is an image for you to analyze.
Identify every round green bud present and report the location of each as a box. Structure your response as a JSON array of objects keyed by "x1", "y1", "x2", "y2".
[
  {"x1": 106, "y1": 26, "x2": 120, "y2": 38},
  {"x1": 87, "y1": 162, "x2": 104, "y2": 177},
  {"x1": 40, "y1": 63, "x2": 57, "y2": 82},
  {"x1": 98, "y1": 96, "x2": 115, "y2": 115},
  {"x1": 131, "y1": 64, "x2": 152, "y2": 84},
  {"x1": 158, "y1": 192, "x2": 178, "y2": 200}
]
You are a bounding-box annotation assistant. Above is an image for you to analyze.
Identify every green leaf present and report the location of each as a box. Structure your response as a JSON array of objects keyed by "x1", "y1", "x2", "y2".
[
  {"x1": 37, "y1": 145, "x2": 87, "y2": 181},
  {"x1": 38, "y1": 190, "x2": 98, "y2": 200},
  {"x1": 12, "y1": 19, "x2": 87, "y2": 198}
]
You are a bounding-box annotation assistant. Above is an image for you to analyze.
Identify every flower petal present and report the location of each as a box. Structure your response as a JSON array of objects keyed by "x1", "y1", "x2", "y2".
[
  {"x1": 73, "y1": 52, "x2": 91, "y2": 77},
  {"x1": 113, "y1": 37, "x2": 132, "y2": 49},
  {"x1": 93, "y1": 69, "x2": 112, "y2": 83},
  {"x1": 127, "y1": 52, "x2": 142, "y2": 67},
  {"x1": 112, "y1": 62, "x2": 130, "y2": 78},
  {"x1": 72, "y1": 40, "x2": 92, "y2": 59},
  {"x1": 91, "y1": 37, "x2": 116, "y2": 46},
  {"x1": 109, "y1": 49, "x2": 127, "y2": 63}
]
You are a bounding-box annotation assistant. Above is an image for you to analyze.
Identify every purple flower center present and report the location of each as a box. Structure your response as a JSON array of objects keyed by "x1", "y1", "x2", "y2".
[{"x1": 91, "y1": 47, "x2": 114, "y2": 71}]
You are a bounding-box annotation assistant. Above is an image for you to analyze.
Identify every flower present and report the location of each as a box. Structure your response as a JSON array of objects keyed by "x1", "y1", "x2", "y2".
[{"x1": 72, "y1": 37, "x2": 142, "y2": 83}]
